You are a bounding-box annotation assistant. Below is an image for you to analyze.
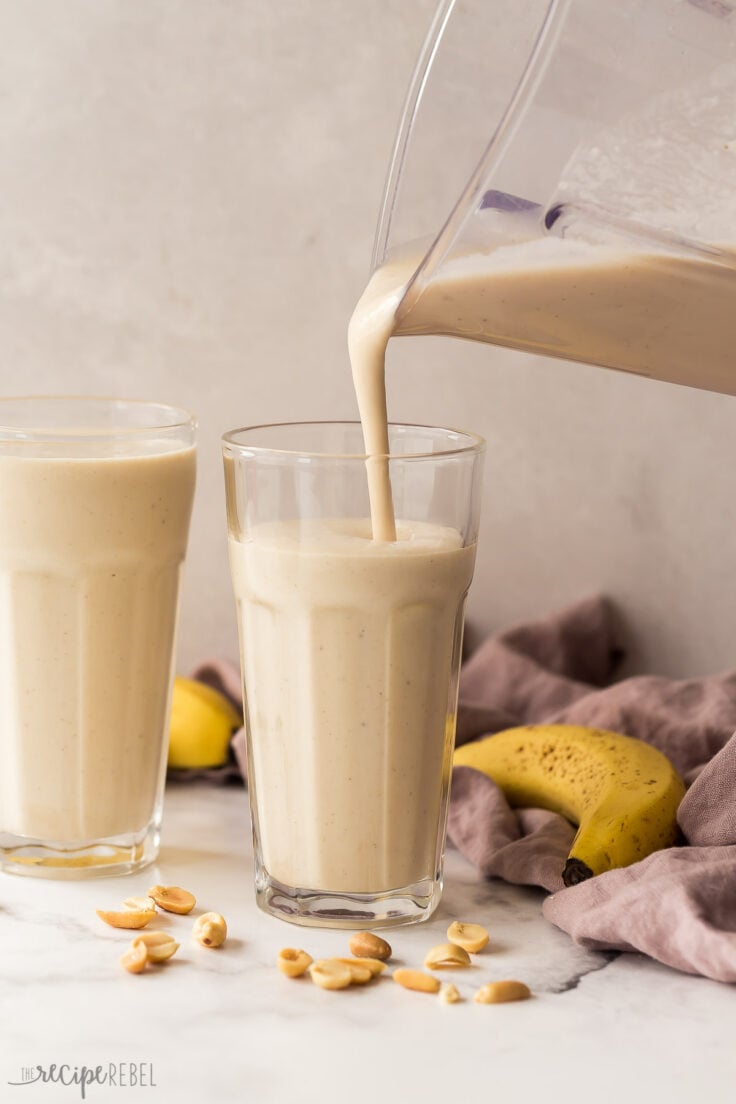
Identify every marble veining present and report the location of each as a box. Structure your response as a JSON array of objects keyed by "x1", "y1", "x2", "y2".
[
  {"x1": 548, "y1": 950, "x2": 620, "y2": 994},
  {"x1": 0, "y1": 786, "x2": 734, "y2": 1104}
]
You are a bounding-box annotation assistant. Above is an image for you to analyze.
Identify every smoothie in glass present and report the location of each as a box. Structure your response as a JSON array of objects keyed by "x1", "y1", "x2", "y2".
[{"x1": 0, "y1": 398, "x2": 196, "y2": 877}]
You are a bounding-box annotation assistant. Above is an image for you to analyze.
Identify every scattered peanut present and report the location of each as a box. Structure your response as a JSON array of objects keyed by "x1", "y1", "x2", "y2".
[
  {"x1": 134, "y1": 931, "x2": 180, "y2": 963},
  {"x1": 120, "y1": 940, "x2": 148, "y2": 974},
  {"x1": 309, "y1": 960, "x2": 353, "y2": 991},
  {"x1": 334, "y1": 957, "x2": 386, "y2": 978},
  {"x1": 348, "y1": 931, "x2": 392, "y2": 961},
  {"x1": 277, "y1": 948, "x2": 313, "y2": 978},
  {"x1": 438, "y1": 982, "x2": 462, "y2": 1004},
  {"x1": 447, "y1": 921, "x2": 490, "y2": 954},
  {"x1": 474, "y1": 980, "x2": 531, "y2": 1004},
  {"x1": 393, "y1": 968, "x2": 441, "y2": 994},
  {"x1": 335, "y1": 959, "x2": 372, "y2": 985},
  {"x1": 97, "y1": 907, "x2": 156, "y2": 930},
  {"x1": 424, "y1": 942, "x2": 472, "y2": 969},
  {"x1": 192, "y1": 912, "x2": 227, "y2": 948},
  {"x1": 123, "y1": 896, "x2": 157, "y2": 913},
  {"x1": 147, "y1": 885, "x2": 196, "y2": 915}
]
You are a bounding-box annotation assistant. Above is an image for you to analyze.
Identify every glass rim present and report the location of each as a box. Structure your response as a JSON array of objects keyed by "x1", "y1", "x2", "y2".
[
  {"x1": 0, "y1": 396, "x2": 196, "y2": 440},
  {"x1": 221, "y1": 420, "x2": 485, "y2": 461}
]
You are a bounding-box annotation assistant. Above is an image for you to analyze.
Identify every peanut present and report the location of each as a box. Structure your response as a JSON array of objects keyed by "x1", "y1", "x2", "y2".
[
  {"x1": 97, "y1": 907, "x2": 156, "y2": 930},
  {"x1": 309, "y1": 960, "x2": 353, "y2": 990},
  {"x1": 424, "y1": 942, "x2": 472, "y2": 969},
  {"x1": 120, "y1": 940, "x2": 148, "y2": 975},
  {"x1": 192, "y1": 912, "x2": 227, "y2": 948},
  {"x1": 277, "y1": 948, "x2": 313, "y2": 978},
  {"x1": 447, "y1": 920, "x2": 490, "y2": 954},
  {"x1": 393, "y1": 968, "x2": 441, "y2": 994},
  {"x1": 134, "y1": 931, "x2": 179, "y2": 963},
  {"x1": 147, "y1": 885, "x2": 196, "y2": 915},
  {"x1": 334, "y1": 959, "x2": 372, "y2": 985},
  {"x1": 123, "y1": 896, "x2": 157, "y2": 913},
  {"x1": 334, "y1": 957, "x2": 386, "y2": 978},
  {"x1": 474, "y1": 980, "x2": 531, "y2": 1004},
  {"x1": 348, "y1": 931, "x2": 392, "y2": 961},
  {"x1": 438, "y1": 982, "x2": 462, "y2": 1004}
]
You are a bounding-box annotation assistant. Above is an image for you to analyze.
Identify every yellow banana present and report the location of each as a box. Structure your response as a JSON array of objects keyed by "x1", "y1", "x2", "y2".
[
  {"x1": 168, "y1": 677, "x2": 242, "y2": 770},
  {"x1": 453, "y1": 724, "x2": 685, "y2": 886}
]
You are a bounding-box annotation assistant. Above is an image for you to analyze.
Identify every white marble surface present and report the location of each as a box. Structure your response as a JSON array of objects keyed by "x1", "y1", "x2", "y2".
[{"x1": 1, "y1": 784, "x2": 735, "y2": 1104}]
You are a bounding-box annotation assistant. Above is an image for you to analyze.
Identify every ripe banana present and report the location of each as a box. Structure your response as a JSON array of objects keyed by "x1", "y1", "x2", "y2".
[
  {"x1": 168, "y1": 677, "x2": 242, "y2": 770},
  {"x1": 453, "y1": 724, "x2": 685, "y2": 886}
]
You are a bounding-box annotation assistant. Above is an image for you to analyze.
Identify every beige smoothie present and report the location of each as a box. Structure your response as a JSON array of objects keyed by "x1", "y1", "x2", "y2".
[
  {"x1": 0, "y1": 439, "x2": 195, "y2": 845},
  {"x1": 351, "y1": 241, "x2": 736, "y2": 540},
  {"x1": 229, "y1": 517, "x2": 475, "y2": 893},
  {"x1": 396, "y1": 242, "x2": 736, "y2": 397}
]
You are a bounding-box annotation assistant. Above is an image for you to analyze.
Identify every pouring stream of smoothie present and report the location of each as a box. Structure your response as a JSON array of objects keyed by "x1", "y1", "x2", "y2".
[{"x1": 349, "y1": 238, "x2": 736, "y2": 541}]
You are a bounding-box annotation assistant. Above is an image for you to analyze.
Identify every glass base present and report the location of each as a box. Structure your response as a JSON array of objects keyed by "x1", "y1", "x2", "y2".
[
  {"x1": 256, "y1": 869, "x2": 443, "y2": 929},
  {"x1": 0, "y1": 818, "x2": 161, "y2": 879}
]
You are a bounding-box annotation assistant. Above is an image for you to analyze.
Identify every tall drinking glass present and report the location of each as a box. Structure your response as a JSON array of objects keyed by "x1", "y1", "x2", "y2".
[
  {"x1": 223, "y1": 422, "x2": 484, "y2": 927},
  {"x1": 0, "y1": 398, "x2": 196, "y2": 877}
]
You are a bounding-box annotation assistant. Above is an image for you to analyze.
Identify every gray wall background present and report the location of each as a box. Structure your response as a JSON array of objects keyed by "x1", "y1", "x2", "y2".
[{"x1": 1, "y1": 0, "x2": 734, "y2": 677}]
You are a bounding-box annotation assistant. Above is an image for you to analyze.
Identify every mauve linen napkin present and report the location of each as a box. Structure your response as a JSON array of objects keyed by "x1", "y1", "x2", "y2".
[
  {"x1": 449, "y1": 596, "x2": 736, "y2": 983},
  {"x1": 191, "y1": 595, "x2": 736, "y2": 983}
]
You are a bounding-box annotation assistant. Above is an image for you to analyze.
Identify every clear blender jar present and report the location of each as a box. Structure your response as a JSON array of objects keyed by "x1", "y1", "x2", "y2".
[{"x1": 372, "y1": 0, "x2": 736, "y2": 395}]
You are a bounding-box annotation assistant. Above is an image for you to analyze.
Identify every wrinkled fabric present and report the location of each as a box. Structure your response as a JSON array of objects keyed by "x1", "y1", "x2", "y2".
[
  {"x1": 449, "y1": 596, "x2": 736, "y2": 982},
  {"x1": 542, "y1": 843, "x2": 736, "y2": 982}
]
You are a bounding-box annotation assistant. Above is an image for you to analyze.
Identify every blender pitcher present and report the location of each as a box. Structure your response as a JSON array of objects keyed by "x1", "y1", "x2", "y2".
[{"x1": 373, "y1": 0, "x2": 736, "y2": 395}]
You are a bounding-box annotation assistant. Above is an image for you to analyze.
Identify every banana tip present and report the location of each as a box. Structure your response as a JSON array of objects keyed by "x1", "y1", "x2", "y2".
[{"x1": 562, "y1": 858, "x2": 594, "y2": 887}]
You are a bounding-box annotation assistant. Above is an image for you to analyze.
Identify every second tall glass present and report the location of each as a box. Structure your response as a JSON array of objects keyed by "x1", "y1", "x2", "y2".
[
  {"x1": 0, "y1": 398, "x2": 196, "y2": 878},
  {"x1": 223, "y1": 421, "x2": 484, "y2": 927}
]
